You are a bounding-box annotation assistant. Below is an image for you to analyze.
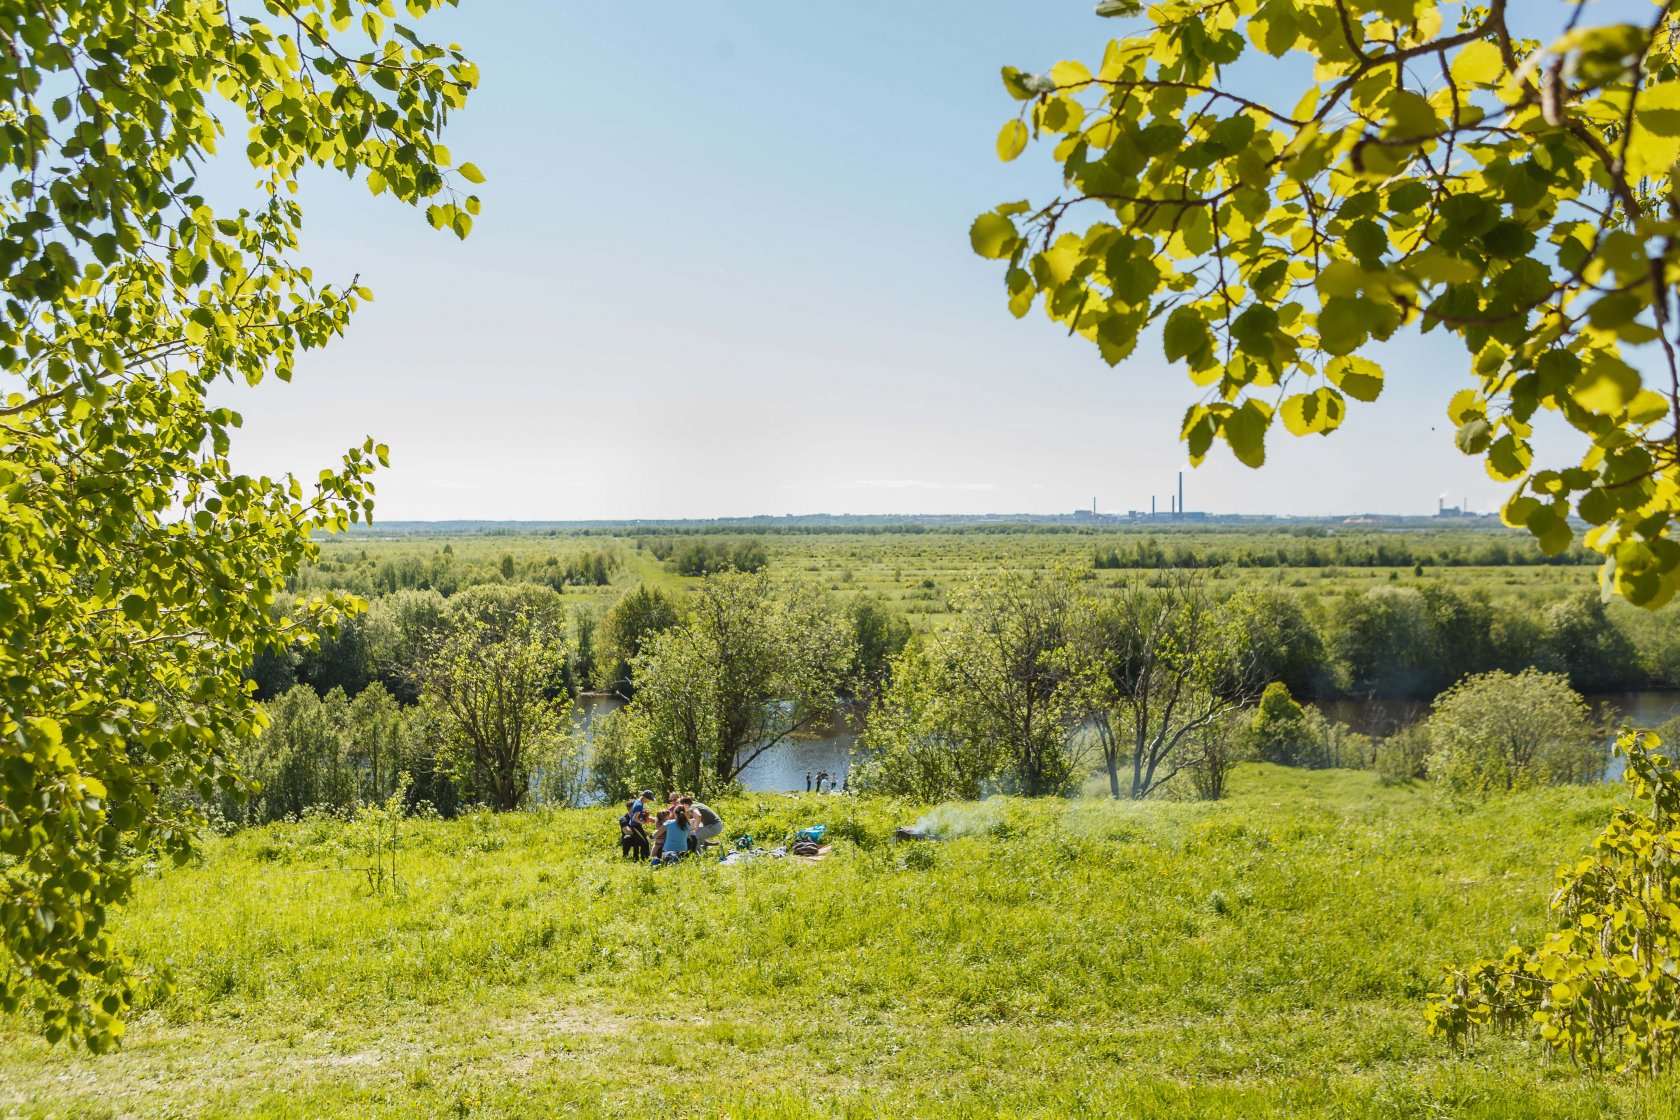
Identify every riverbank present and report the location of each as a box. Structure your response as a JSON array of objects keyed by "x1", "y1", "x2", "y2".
[
  {"x1": 4, "y1": 765, "x2": 1674, "y2": 1118},
  {"x1": 575, "y1": 691, "x2": 1680, "y2": 794}
]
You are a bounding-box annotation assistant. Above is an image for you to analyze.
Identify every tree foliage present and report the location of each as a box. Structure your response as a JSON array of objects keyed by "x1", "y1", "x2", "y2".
[
  {"x1": 1424, "y1": 668, "x2": 1599, "y2": 795},
  {"x1": 865, "y1": 576, "x2": 1088, "y2": 797},
  {"x1": 231, "y1": 682, "x2": 408, "y2": 824},
  {"x1": 421, "y1": 612, "x2": 573, "y2": 814},
  {"x1": 1071, "y1": 573, "x2": 1258, "y2": 798},
  {"x1": 1429, "y1": 731, "x2": 1680, "y2": 1073},
  {"x1": 594, "y1": 584, "x2": 684, "y2": 699},
  {"x1": 854, "y1": 639, "x2": 1013, "y2": 803},
  {"x1": 0, "y1": 0, "x2": 479, "y2": 1047},
  {"x1": 618, "y1": 573, "x2": 854, "y2": 798},
  {"x1": 980, "y1": 0, "x2": 1680, "y2": 606}
]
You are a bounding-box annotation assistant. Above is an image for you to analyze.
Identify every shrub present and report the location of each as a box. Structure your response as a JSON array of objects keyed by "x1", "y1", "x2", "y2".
[
  {"x1": 1428, "y1": 732, "x2": 1680, "y2": 1073},
  {"x1": 1425, "y1": 670, "x2": 1598, "y2": 797}
]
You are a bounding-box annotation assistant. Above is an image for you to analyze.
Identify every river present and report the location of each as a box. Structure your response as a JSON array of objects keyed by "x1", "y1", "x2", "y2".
[
  {"x1": 577, "y1": 690, "x2": 1680, "y2": 794},
  {"x1": 1313, "y1": 691, "x2": 1680, "y2": 736},
  {"x1": 574, "y1": 696, "x2": 859, "y2": 794}
]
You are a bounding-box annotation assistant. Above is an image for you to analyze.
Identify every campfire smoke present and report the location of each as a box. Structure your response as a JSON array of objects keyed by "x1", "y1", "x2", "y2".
[{"x1": 895, "y1": 801, "x2": 1006, "y2": 842}]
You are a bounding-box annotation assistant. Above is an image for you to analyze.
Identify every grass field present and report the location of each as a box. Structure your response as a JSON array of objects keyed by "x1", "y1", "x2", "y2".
[
  {"x1": 5, "y1": 766, "x2": 1678, "y2": 1118},
  {"x1": 307, "y1": 525, "x2": 1606, "y2": 625}
]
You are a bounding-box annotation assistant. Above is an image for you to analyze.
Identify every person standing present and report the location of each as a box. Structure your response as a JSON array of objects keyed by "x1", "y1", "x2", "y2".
[
  {"x1": 805, "y1": 770, "x2": 812, "y2": 792},
  {"x1": 619, "y1": 802, "x2": 649, "y2": 861}
]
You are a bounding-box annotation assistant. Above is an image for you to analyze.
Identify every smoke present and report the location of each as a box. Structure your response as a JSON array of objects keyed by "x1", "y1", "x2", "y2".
[{"x1": 911, "y1": 800, "x2": 1007, "y2": 840}]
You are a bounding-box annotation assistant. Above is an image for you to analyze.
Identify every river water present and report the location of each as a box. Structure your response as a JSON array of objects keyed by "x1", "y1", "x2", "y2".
[
  {"x1": 574, "y1": 696, "x2": 859, "y2": 794},
  {"x1": 577, "y1": 690, "x2": 1680, "y2": 794},
  {"x1": 1313, "y1": 691, "x2": 1680, "y2": 736}
]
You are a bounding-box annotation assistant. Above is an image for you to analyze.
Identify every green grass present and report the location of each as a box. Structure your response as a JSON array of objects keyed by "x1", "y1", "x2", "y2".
[
  {"x1": 5, "y1": 766, "x2": 1678, "y2": 1118},
  {"x1": 307, "y1": 526, "x2": 1607, "y2": 626}
]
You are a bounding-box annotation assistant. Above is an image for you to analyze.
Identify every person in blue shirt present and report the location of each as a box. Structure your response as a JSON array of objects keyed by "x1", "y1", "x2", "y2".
[
  {"x1": 618, "y1": 801, "x2": 649, "y2": 860},
  {"x1": 660, "y1": 807, "x2": 692, "y2": 864}
]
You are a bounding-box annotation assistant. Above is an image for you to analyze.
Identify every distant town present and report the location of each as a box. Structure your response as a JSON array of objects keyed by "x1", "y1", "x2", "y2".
[{"x1": 345, "y1": 473, "x2": 1502, "y2": 536}]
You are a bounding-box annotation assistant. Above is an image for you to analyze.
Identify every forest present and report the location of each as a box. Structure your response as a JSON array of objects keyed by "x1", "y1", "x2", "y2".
[{"x1": 211, "y1": 523, "x2": 1680, "y2": 830}]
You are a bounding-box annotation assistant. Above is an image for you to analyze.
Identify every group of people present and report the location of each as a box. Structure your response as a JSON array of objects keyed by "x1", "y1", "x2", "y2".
[
  {"x1": 806, "y1": 769, "x2": 846, "y2": 793},
  {"x1": 618, "y1": 789, "x2": 723, "y2": 865}
]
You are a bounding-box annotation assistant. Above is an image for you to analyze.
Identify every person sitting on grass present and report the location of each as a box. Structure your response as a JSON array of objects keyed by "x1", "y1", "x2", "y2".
[
  {"x1": 619, "y1": 800, "x2": 650, "y2": 861},
  {"x1": 681, "y1": 796, "x2": 723, "y2": 851},
  {"x1": 660, "y1": 805, "x2": 692, "y2": 865}
]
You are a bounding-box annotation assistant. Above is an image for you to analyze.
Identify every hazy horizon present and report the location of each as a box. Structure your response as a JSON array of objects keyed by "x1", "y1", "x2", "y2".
[
  {"x1": 215, "y1": 1, "x2": 1599, "y2": 523},
  {"x1": 343, "y1": 505, "x2": 1503, "y2": 526}
]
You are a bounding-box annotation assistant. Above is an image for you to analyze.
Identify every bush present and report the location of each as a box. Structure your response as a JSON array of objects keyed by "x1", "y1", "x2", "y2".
[
  {"x1": 1375, "y1": 723, "x2": 1431, "y2": 784},
  {"x1": 1425, "y1": 669, "x2": 1599, "y2": 797},
  {"x1": 1429, "y1": 732, "x2": 1680, "y2": 1072}
]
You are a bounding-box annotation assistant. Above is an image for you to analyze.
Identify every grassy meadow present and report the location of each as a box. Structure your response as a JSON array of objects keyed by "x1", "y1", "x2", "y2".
[
  {"x1": 5, "y1": 765, "x2": 1678, "y2": 1119},
  {"x1": 306, "y1": 523, "x2": 1607, "y2": 624}
]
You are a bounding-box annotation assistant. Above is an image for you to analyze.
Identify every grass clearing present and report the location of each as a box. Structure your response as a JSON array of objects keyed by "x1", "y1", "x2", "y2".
[{"x1": 4, "y1": 766, "x2": 1678, "y2": 1117}]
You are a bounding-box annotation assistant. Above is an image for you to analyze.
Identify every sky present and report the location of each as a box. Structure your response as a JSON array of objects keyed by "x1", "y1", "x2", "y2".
[{"x1": 218, "y1": 0, "x2": 1609, "y2": 521}]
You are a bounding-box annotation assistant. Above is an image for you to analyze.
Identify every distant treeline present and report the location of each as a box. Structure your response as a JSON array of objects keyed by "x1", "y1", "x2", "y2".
[
  {"x1": 289, "y1": 545, "x2": 620, "y2": 598},
  {"x1": 1093, "y1": 537, "x2": 1593, "y2": 570}
]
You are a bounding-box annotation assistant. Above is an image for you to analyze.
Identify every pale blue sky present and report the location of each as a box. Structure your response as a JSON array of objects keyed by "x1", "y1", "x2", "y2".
[{"x1": 223, "y1": 1, "x2": 1606, "y2": 520}]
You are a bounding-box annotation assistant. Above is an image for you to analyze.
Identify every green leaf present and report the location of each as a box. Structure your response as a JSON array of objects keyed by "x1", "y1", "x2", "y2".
[
  {"x1": 1316, "y1": 297, "x2": 1370, "y2": 356},
  {"x1": 1456, "y1": 416, "x2": 1493, "y2": 455},
  {"x1": 1447, "y1": 388, "x2": 1482, "y2": 425},
  {"x1": 1574, "y1": 353, "x2": 1641, "y2": 414},
  {"x1": 1279, "y1": 387, "x2": 1345, "y2": 436},
  {"x1": 1486, "y1": 433, "x2": 1532, "y2": 481},
  {"x1": 1163, "y1": 306, "x2": 1212, "y2": 365},
  {"x1": 1326, "y1": 356, "x2": 1382, "y2": 402},
  {"x1": 997, "y1": 120, "x2": 1029, "y2": 162},
  {"x1": 1449, "y1": 40, "x2": 1503, "y2": 87},
  {"x1": 970, "y1": 213, "x2": 1020, "y2": 259},
  {"x1": 457, "y1": 162, "x2": 485, "y2": 184},
  {"x1": 1223, "y1": 399, "x2": 1271, "y2": 467},
  {"x1": 1001, "y1": 66, "x2": 1035, "y2": 101},
  {"x1": 1344, "y1": 219, "x2": 1387, "y2": 265}
]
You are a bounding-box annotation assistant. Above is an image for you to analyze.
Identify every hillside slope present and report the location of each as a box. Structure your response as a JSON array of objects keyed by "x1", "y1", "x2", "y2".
[{"x1": 3, "y1": 767, "x2": 1675, "y2": 1118}]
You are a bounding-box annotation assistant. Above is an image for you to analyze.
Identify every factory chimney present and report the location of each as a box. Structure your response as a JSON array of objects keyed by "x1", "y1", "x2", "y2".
[
  {"x1": 1178, "y1": 471, "x2": 1184, "y2": 518},
  {"x1": 1151, "y1": 495, "x2": 1156, "y2": 517}
]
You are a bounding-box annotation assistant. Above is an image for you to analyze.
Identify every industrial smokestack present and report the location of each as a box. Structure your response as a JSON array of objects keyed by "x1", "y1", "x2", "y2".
[
  {"x1": 1178, "y1": 472, "x2": 1184, "y2": 518},
  {"x1": 1151, "y1": 496, "x2": 1156, "y2": 517}
]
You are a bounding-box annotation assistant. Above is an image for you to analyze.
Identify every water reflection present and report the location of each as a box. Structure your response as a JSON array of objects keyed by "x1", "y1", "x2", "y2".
[
  {"x1": 576, "y1": 695, "x2": 857, "y2": 794},
  {"x1": 577, "y1": 690, "x2": 1680, "y2": 795},
  {"x1": 1313, "y1": 690, "x2": 1680, "y2": 736}
]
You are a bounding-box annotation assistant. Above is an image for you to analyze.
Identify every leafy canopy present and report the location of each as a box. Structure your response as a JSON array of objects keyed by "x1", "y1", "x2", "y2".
[
  {"x1": 977, "y1": 0, "x2": 1680, "y2": 606},
  {"x1": 0, "y1": 0, "x2": 478, "y2": 1049},
  {"x1": 620, "y1": 573, "x2": 855, "y2": 799}
]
